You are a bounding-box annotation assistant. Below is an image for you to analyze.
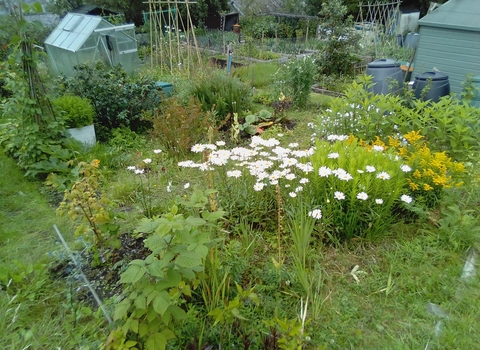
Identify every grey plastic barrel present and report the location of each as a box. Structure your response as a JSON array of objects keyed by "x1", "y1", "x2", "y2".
[
  {"x1": 413, "y1": 71, "x2": 450, "y2": 103},
  {"x1": 470, "y1": 76, "x2": 480, "y2": 108},
  {"x1": 366, "y1": 59, "x2": 404, "y2": 95}
]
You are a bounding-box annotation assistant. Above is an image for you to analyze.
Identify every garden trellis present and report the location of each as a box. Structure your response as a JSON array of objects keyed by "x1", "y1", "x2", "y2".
[
  {"x1": 144, "y1": 0, "x2": 201, "y2": 73},
  {"x1": 44, "y1": 13, "x2": 140, "y2": 76},
  {"x1": 356, "y1": 0, "x2": 401, "y2": 57}
]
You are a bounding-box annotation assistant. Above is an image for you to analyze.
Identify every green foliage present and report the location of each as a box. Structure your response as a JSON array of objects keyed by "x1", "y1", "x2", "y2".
[
  {"x1": 56, "y1": 159, "x2": 121, "y2": 264},
  {"x1": 274, "y1": 56, "x2": 317, "y2": 109},
  {"x1": 52, "y1": 95, "x2": 95, "y2": 128},
  {"x1": 318, "y1": 76, "x2": 480, "y2": 163},
  {"x1": 316, "y1": 0, "x2": 360, "y2": 76},
  {"x1": 56, "y1": 62, "x2": 162, "y2": 141},
  {"x1": 238, "y1": 109, "x2": 274, "y2": 135},
  {"x1": 108, "y1": 190, "x2": 225, "y2": 350},
  {"x1": 148, "y1": 96, "x2": 217, "y2": 156},
  {"x1": 309, "y1": 137, "x2": 409, "y2": 240},
  {"x1": 189, "y1": 70, "x2": 253, "y2": 124}
]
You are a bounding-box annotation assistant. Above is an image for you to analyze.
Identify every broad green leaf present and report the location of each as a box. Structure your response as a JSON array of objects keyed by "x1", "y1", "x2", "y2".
[
  {"x1": 125, "y1": 340, "x2": 137, "y2": 348},
  {"x1": 230, "y1": 307, "x2": 247, "y2": 320},
  {"x1": 160, "y1": 329, "x2": 176, "y2": 341},
  {"x1": 146, "y1": 332, "x2": 167, "y2": 350},
  {"x1": 202, "y1": 210, "x2": 226, "y2": 222},
  {"x1": 168, "y1": 305, "x2": 187, "y2": 321},
  {"x1": 113, "y1": 298, "x2": 131, "y2": 321},
  {"x1": 139, "y1": 323, "x2": 149, "y2": 337},
  {"x1": 120, "y1": 265, "x2": 147, "y2": 284},
  {"x1": 185, "y1": 216, "x2": 207, "y2": 226},
  {"x1": 145, "y1": 233, "x2": 165, "y2": 252},
  {"x1": 175, "y1": 250, "x2": 202, "y2": 268},
  {"x1": 152, "y1": 291, "x2": 170, "y2": 315},
  {"x1": 134, "y1": 295, "x2": 146, "y2": 309},
  {"x1": 147, "y1": 259, "x2": 165, "y2": 278},
  {"x1": 136, "y1": 219, "x2": 159, "y2": 234}
]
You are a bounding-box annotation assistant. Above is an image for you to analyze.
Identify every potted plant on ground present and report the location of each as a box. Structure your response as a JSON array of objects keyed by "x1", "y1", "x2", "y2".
[{"x1": 53, "y1": 95, "x2": 96, "y2": 146}]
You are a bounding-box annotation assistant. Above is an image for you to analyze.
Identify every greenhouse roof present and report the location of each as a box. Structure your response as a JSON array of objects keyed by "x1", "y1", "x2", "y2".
[{"x1": 45, "y1": 13, "x2": 113, "y2": 52}]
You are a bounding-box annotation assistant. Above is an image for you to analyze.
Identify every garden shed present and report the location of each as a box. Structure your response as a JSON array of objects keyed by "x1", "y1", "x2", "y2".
[
  {"x1": 44, "y1": 13, "x2": 140, "y2": 76},
  {"x1": 412, "y1": 0, "x2": 480, "y2": 94}
]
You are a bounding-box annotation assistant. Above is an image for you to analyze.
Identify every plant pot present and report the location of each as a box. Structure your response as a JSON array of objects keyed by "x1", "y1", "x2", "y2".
[{"x1": 67, "y1": 124, "x2": 96, "y2": 147}]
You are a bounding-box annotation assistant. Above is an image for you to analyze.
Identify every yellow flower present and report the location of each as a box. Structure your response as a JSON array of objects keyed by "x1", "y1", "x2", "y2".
[
  {"x1": 452, "y1": 162, "x2": 466, "y2": 173},
  {"x1": 408, "y1": 180, "x2": 419, "y2": 191},
  {"x1": 388, "y1": 136, "x2": 401, "y2": 148},
  {"x1": 92, "y1": 159, "x2": 100, "y2": 167},
  {"x1": 397, "y1": 146, "x2": 408, "y2": 157},
  {"x1": 404, "y1": 130, "x2": 424, "y2": 144},
  {"x1": 432, "y1": 175, "x2": 448, "y2": 187},
  {"x1": 413, "y1": 169, "x2": 422, "y2": 178},
  {"x1": 423, "y1": 183, "x2": 434, "y2": 191}
]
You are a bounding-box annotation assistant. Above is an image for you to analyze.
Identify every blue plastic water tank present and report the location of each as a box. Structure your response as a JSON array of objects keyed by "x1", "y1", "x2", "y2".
[
  {"x1": 413, "y1": 72, "x2": 450, "y2": 103},
  {"x1": 366, "y1": 58, "x2": 404, "y2": 95}
]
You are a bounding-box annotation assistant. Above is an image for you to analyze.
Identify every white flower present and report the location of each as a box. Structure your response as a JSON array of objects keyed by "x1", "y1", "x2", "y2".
[
  {"x1": 401, "y1": 164, "x2": 412, "y2": 172},
  {"x1": 143, "y1": 158, "x2": 152, "y2": 164},
  {"x1": 285, "y1": 173, "x2": 296, "y2": 180},
  {"x1": 299, "y1": 178, "x2": 309, "y2": 184},
  {"x1": 226, "y1": 170, "x2": 242, "y2": 178},
  {"x1": 308, "y1": 209, "x2": 322, "y2": 220},
  {"x1": 184, "y1": 182, "x2": 190, "y2": 189},
  {"x1": 357, "y1": 170, "x2": 364, "y2": 173},
  {"x1": 366, "y1": 165, "x2": 376, "y2": 173},
  {"x1": 334, "y1": 191, "x2": 345, "y2": 200},
  {"x1": 289, "y1": 192, "x2": 297, "y2": 198},
  {"x1": 376, "y1": 171, "x2": 390, "y2": 180},
  {"x1": 373, "y1": 145, "x2": 384, "y2": 152},
  {"x1": 357, "y1": 192, "x2": 368, "y2": 200},
  {"x1": 284, "y1": 184, "x2": 291, "y2": 188},
  {"x1": 166, "y1": 181, "x2": 172, "y2": 192},
  {"x1": 375, "y1": 199, "x2": 384, "y2": 204},
  {"x1": 328, "y1": 152, "x2": 339, "y2": 159},
  {"x1": 337, "y1": 171, "x2": 353, "y2": 181},
  {"x1": 154, "y1": 149, "x2": 162, "y2": 154},
  {"x1": 254, "y1": 182, "x2": 265, "y2": 191},
  {"x1": 134, "y1": 169, "x2": 145, "y2": 175},
  {"x1": 178, "y1": 160, "x2": 196, "y2": 168},
  {"x1": 216, "y1": 140, "x2": 226, "y2": 146},
  {"x1": 191, "y1": 144, "x2": 205, "y2": 153},
  {"x1": 277, "y1": 133, "x2": 284, "y2": 137},
  {"x1": 127, "y1": 166, "x2": 136, "y2": 171},
  {"x1": 318, "y1": 166, "x2": 332, "y2": 177},
  {"x1": 401, "y1": 194, "x2": 413, "y2": 204},
  {"x1": 295, "y1": 186, "x2": 303, "y2": 192},
  {"x1": 288, "y1": 142, "x2": 299, "y2": 148}
]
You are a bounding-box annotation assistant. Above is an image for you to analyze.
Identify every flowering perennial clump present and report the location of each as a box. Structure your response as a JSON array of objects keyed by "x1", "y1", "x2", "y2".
[{"x1": 177, "y1": 134, "x2": 416, "y2": 241}]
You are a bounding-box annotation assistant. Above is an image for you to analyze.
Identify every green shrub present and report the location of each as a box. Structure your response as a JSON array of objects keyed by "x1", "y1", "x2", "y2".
[
  {"x1": 189, "y1": 70, "x2": 253, "y2": 124},
  {"x1": 56, "y1": 62, "x2": 163, "y2": 141},
  {"x1": 274, "y1": 56, "x2": 316, "y2": 109},
  {"x1": 52, "y1": 95, "x2": 94, "y2": 128},
  {"x1": 317, "y1": 76, "x2": 480, "y2": 163}
]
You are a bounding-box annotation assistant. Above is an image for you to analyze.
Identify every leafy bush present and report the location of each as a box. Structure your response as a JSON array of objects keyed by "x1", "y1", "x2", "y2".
[
  {"x1": 308, "y1": 136, "x2": 409, "y2": 240},
  {"x1": 274, "y1": 56, "x2": 316, "y2": 109},
  {"x1": 317, "y1": 76, "x2": 480, "y2": 162},
  {"x1": 56, "y1": 62, "x2": 163, "y2": 141},
  {"x1": 189, "y1": 70, "x2": 253, "y2": 124},
  {"x1": 52, "y1": 95, "x2": 94, "y2": 128},
  {"x1": 147, "y1": 96, "x2": 217, "y2": 156},
  {"x1": 316, "y1": 0, "x2": 360, "y2": 76}
]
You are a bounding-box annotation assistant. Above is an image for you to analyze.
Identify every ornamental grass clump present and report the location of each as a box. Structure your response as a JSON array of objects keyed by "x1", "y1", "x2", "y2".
[{"x1": 309, "y1": 135, "x2": 410, "y2": 241}]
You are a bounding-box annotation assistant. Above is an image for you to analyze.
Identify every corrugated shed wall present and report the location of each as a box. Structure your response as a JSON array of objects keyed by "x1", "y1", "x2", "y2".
[{"x1": 413, "y1": 26, "x2": 480, "y2": 94}]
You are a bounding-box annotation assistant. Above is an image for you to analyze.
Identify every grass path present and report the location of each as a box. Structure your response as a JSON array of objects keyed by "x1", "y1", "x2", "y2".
[{"x1": 0, "y1": 150, "x2": 105, "y2": 349}]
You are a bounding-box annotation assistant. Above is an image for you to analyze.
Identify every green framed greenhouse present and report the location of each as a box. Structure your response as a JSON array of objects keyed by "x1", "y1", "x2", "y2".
[
  {"x1": 412, "y1": 0, "x2": 480, "y2": 94},
  {"x1": 44, "y1": 13, "x2": 140, "y2": 76}
]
